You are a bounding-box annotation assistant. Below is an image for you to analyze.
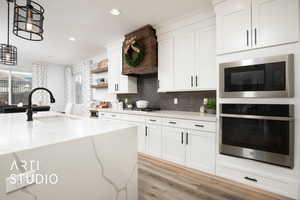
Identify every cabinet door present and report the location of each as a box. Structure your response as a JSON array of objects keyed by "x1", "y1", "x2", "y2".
[
  {"x1": 215, "y1": 0, "x2": 252, "y2": 54},
  {"x1": 128, "y1": 122, "x2": 146, "y2": 153},
  {"x1": 107, "y1": 44, "x2": 137, "y2": 94},
  {"x1": 195, "y1": 26, "x2": 217, "y2": 90},
  {"x1": 174, "y1": 31, "x2": 195, "y2": 90},
  {"x1": 252, "y1": 0, "x2": 299, "y2": 48},
  {"x1": 146, "y1": 125, "x2": 163, "y2": 158},
  {"x1": 107, "y1": 48, "x2": 120, "y2": 93},
  {"x1": 162, "y1": 127, "x2": 186, "y2": 165},
  {"x1": 158, "y1": 37, "x2": 174, "y2": 92},
  {"x1": 185, "y1": 130, "x2": 215, "y2": 174}
]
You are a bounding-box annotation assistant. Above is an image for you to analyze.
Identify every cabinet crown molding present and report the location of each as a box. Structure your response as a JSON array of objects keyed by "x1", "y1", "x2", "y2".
[
  {"x1": 212, "y1": 0, "x2": 226, "y2": 6},
  {"x1": 155, "y1": 10, "x2": 215, "y2": 35}
]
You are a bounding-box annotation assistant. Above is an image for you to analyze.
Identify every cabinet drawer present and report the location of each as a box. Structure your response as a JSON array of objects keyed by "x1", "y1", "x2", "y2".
[
  {"x1": 162, "y1": 118, "x2": 187, "y2": 128},
  {"x1": 217, "y1": 164, "x2": 296, "y2": 198},
  {"x1": 106, "y1": 113, "x2": 122, "y2": 120},
  {"x1": 146, "y1": 117, "x2": 163, "y2": 125},
  {"x1": 98, "y1": 112, "x2": 108, "y2": 118},
  {"x1": 120, "y1": 114, "x2": 146, "y2": 123},
  {"x1": 163, "y1": 118, "x2": 216, "y2": 132},
  {"x1": 186, "y1": 120, "x2": 216, "y2": 132}
]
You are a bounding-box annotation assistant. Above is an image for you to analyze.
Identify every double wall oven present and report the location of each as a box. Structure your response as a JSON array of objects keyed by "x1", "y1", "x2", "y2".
[{"x1": 219, "y1": 55, "x2": 295, "y2": 168}]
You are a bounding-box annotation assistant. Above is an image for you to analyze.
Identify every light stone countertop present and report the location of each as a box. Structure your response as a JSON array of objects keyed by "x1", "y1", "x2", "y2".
[
  {"x1": 95, "y1": 108, "x2": 217, "y2": 122},
  {"x1": 0, "y1": 112, "x2": 136, "y2": 156}
]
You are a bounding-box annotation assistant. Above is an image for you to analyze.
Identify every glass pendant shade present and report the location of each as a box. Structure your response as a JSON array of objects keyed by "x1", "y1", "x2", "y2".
[
  {"x1": 13, "y1": 0, "x2": 45, "y2": 41},
  {"x1": 0, "y1": 44, "x2": 17, "y2": 66}
]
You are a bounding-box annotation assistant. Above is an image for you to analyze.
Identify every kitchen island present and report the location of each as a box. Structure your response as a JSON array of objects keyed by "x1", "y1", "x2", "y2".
[{"x1": 0, "y1": 112, "x2": 138, "y2": 200}]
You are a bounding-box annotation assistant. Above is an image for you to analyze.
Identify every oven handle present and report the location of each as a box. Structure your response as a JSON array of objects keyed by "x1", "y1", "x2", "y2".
[{"x1": 220, "y1": 114, "x2": 293, "y2": 121}]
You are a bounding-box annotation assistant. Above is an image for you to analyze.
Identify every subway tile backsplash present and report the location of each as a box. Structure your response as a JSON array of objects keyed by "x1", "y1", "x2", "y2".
[{"x1": 117, "y1": 74, "x2": 216, "y2": 112}]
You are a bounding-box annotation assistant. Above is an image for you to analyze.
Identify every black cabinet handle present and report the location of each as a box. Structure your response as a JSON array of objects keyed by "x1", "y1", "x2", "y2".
[
  {"x1": 186, "y1": 132, "x2": 189, "y2": 145},
  {"x1": 195, "y1": 75, "x2": 198, "y2": 87},
  {"x1": 246, "y1": 30, "x2": 249, "y2": 46},
  {"x1": 195, "y1": 124, "x2": 204, "y2": 128},
  {"x1": 254, "y1": 28, "x2": 257, "y2": 45},
  {"x1": 181, "y1": 132, "x2": 184, "y2": 144},
  {"x1": 244, "y1": 177, "x2": 258, "y2": 183},
  {"x1": 191, "y1": 76, "x2": 193, "y2": 87},
  {"x1": 149, "y1": 119, "x2": 157, "y2": 122},
  {"x1": 169, "y1": 121, "x2": 176, "y2": 124},
  {"x1": 116, "y1": 84, "x2": 119, "y2": 91},
  {"x1": 145, "y1": 126, "x2": 148, "y2": 137}
]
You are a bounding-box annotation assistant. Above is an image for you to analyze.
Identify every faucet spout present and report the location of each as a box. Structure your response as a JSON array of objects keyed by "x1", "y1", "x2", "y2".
[{"x1": 27, "y1": 87, "x2": 56, "y2": 121}]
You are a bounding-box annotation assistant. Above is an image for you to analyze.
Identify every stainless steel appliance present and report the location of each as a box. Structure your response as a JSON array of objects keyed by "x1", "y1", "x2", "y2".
[
  {"x1": 220, "y1": 104, "x2": 294, "y2": 168},
  {"x1": 220, "y1": 54, "x2": 294, "y2": 98}
]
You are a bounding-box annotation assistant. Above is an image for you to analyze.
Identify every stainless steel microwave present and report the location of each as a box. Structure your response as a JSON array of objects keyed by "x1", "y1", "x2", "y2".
[{"x1": 219, "y1": 54, "x2": 294, "y2": 98}]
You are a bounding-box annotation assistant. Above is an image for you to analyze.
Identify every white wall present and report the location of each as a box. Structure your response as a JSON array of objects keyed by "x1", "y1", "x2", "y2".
[{"x1": 46, "y1": 64, "x2": 66, "y2": 112}]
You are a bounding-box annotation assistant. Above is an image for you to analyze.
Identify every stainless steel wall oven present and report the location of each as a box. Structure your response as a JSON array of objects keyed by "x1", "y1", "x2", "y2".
[
  {"x1": 220, "y1": 54, "x2": 294, "y2": 98},
  {"x1": 220, "y1": 104, "x2": 294, "y2": 168}
]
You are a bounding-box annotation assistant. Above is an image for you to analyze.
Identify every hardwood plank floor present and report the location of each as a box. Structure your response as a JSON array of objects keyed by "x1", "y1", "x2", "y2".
[{"x1": 138, "y1": 154, "x2": 292, "y2": 200}]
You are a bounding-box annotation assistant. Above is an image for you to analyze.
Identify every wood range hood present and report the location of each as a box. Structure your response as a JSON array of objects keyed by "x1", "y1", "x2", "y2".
[{"x1": 122, "y1": 25, "x2": 158, "y2": 76}]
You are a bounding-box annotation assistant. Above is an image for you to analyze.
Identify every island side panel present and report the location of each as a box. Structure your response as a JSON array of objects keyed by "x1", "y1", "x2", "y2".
[{"x1": 0, "y1": 126, "x2": 138, "y2": 200}]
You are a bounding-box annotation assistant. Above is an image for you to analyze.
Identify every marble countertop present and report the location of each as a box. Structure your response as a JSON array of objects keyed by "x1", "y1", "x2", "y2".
[
  {"x1": 0, "y1": 112, "x2": 136, "y2": 156},
  {"x1": 94, "y1": 109, "x2": 217, "y2": 122}
]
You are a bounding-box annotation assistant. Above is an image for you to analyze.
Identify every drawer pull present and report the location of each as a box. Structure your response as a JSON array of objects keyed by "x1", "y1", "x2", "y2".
[
  {"x1": 244, "y1": 177, "x2": 258, "y2": 182},
  {"x1": 181, "y1": 132, "x2": 184, "y2": 144},
  {"x1": 195, "y1": 124, "x2": 204, "y2": 128},
  {"x1": 149, "y1": 119, "x2": 157, "y2": 122},
  {"x1": 169, "y1": 121, "x2": 177, "y2": 124},
  {"x1": 145, "y1": 126, "x2": 148, "y2": 137},
  {"x1": 111, "y1": 115, "x2": 116, "y2": 117},
  {"x1": 186, "y1": 132, "x2": 189, "y2": 145}
]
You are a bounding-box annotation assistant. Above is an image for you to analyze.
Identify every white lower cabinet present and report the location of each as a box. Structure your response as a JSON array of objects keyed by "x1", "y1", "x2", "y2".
[
  {"x1": 99, "y1": 112, "x2": 216, "y2": 175},
  {"x1": 163, "y1": 126, "x2": 215, "y2": 174},
  {"x1": 163, "y1": 127, "x2": 186, "y2": 165},
  {"x1": 185, "y1": 130, "x2": 215, "y2": 174},
  {"x1": 127, "y1": 121, "x2": 146, "y2": 153},
  {"x1": 146, "y1": 124, "x2": 163, "y2": 158}
]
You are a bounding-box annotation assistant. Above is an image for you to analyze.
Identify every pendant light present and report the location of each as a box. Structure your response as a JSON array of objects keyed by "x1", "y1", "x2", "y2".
[
  {"x1": 13, "y1": 0, "x2": 44, "y2": 41},
  {"x1": 0, "y1": 0, "x2": 17, "y2": 66}
]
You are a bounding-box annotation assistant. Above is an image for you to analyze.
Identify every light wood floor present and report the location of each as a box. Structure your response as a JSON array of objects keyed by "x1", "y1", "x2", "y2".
[{"x1": 138, "y1": 154, "x2": 292, "y2": 200}]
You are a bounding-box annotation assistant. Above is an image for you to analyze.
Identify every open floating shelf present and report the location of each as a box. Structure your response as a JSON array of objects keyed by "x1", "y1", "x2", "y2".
[
  {"x1": 91, "y1": 83, "x2": 108, "y2": 89},
  {"x1": 91, "y1": 59, "x2": 108, "y2": 74}
]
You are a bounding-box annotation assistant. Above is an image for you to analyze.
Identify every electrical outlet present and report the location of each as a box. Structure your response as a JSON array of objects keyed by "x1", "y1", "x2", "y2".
[
  {"x1": 174, "y1": 98, "x2": 178, "y2": 105},
  {"x1": 6, "y1": 170, "x2": 36, "y2": 193}
]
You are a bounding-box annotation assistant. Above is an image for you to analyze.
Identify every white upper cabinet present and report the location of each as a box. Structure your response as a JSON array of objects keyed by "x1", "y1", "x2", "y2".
[
  {"x1": 174, "y1": 30, "x2": 195, "y2": 90},
  {"x1": 195, "y1": 27, "x2": 217, "y2": 90},
  {"x1": 252, "y1": 0, "x2": 299, "y2": 48},
  {"x1": 158, "y1": 36, "x2": 174, "y2": 92},
  {"x1": 214, "y1": 0, "x2": 299, "y2": 54},
  {"x1": 215, "y1": 0, "x2": 252, "y2": 54},
  {"x1": 157, "y1": 17, "x2": 217, "y2": 92},
  {"x1": 106, "y1": 41, "x2": 137, "y2": 94}
]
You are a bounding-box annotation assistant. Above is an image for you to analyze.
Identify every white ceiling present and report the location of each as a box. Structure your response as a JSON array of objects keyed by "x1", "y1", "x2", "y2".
[{"x1": 0, "y1": 0, "x2": 213, "y2": 66}]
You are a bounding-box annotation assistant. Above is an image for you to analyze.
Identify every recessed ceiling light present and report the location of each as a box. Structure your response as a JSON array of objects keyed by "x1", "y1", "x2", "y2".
[
  {"x1": 69, "y1": 37, "x2": 76, "y2": 42},
  {"x1": 110, "y1": 9, "x2": 121, "y2": 16}
]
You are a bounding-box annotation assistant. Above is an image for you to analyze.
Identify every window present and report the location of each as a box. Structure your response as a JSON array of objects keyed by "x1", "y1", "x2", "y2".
[
  {"x1": 73, "y1": 73, "x2": 83, "y2": 104},
  {"x1": 0, "y1": 70, "x2": 9, "y2": 105},
  {"x1": 11, "y1": 72, "x2": 32, "y2": 105},
  {"x1": 0, "y1": 70, "x2": 32, "y2": 105}
]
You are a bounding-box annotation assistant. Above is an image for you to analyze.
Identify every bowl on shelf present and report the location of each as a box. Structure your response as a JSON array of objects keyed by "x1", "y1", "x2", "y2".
[{"x1": 136, "y1": 100, "x2": 149, "y2": 109}]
